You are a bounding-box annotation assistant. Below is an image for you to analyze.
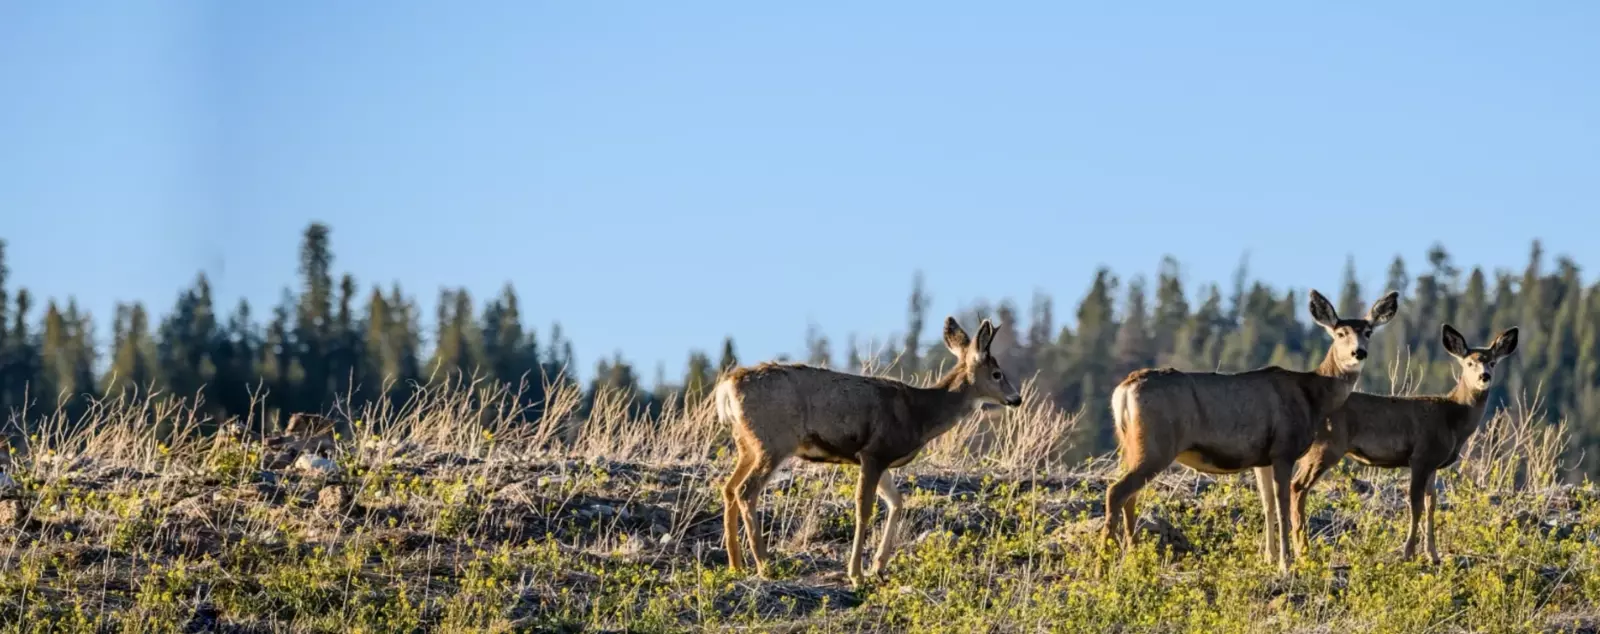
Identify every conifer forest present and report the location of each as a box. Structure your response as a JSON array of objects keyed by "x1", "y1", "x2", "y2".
[{"x1": 2, "y1": 223, "x2": 1594, "y2": 478}]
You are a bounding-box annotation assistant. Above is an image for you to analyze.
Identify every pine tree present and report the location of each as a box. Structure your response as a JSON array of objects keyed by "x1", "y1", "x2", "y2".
[
  {"x1": 682, "y1": 351, "x2": 715, "y2": 406},
  {"x1": 718, "y1": 337, "x2": 739, "y2": 375},
  {"x1": 1075, "y1": 268, "x2": 1119, "y2": 439},
  {"x1": 1386, "y1": 255, "x2": 1410, "y2": 303},
  {"x1": 1338, "y1": 255, "x2": 1363, "y2": 319},
  {"x1": 1113, "y1": 276, "x2": 1154, "y2": 376},
  {"x1": 40, "y1": 301, "x2": 74, "y2": 409},
  {"x1": 294, "y1": 224, "x2": 336, "y2": 412},
  {"x1": 363, "y1": 288, "x2": 399, "y2": 399},
  {"x1": 106, "y1": 302, "x2": 159, "y2": 398},
  {"x1": 258, "y1": 291, "x2": 303, "y2": 426},
  {"x1": 805, "y1": 322, "x2": 832, "y2": 368},
  {"x1": 902, "y1": 271, "x2": 928, "y2": 376},
  {"x1": 157, "y1": 274, "x2": 220, "y2": 409},
  {"x1": 1227, "y1": 253, "x2": 1249, "y2": 326},
  {"x1": 0, "y1": 240, "x2": 10, "y2": 416},
  {"x1": 1152, "y1": 256, "x2": 1189, "y2": 362},
  {"x1": 1457, "y1": 267, "x2": 1489, "y2": 344},
  {"x1": 327, "y1": 273, "x2": 361, "y2": 401},
  {"x1": 210, "y1": 299, "x2": 258, "y2": 421}
]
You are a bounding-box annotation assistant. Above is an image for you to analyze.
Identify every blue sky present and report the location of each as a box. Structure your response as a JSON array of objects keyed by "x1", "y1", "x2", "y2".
[{"x1": 2, "y1": 2, "x2": 1597, "y2": 383}]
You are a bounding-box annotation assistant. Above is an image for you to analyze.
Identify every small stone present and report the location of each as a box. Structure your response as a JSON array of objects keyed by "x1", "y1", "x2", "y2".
[
  {"x1": 294, "y1": 454, "x2": 339, "y2": 477},
  {"x1": 316, "y1": 486, "x2": 349, "y2": 513},
  {"x1": 0, "y1": 499, "x2": 23, "y2": 526}
]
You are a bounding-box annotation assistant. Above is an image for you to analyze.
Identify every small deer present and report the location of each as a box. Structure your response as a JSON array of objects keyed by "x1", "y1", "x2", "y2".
[
  {"x1": 717, "y1": 316, "x2": 1022, "y2": 588},
  {"x1": 1102, "y1": 289, "x2": 1399, "y2": 572},
  {"x1": 1289, "y1": 324, "x2": 1519, "y2": 564}
]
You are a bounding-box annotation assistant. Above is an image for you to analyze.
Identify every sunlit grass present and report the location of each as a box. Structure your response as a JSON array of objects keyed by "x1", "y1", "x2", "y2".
[{"x1": 0, "y1": 362, "x2": 1592, "y2": 633}]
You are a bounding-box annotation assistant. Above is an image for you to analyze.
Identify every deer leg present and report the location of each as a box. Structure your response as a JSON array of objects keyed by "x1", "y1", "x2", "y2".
[
  {"x1": 1422, "y1": 470, "x2": 1440, "y2": 565},
  {"x1": 735, "y1": 454, "x2": 781, "y2": 578},
  {"x1": 721, "y1": 452, "x2": 758, "y2": 573},
  {"x1": 1253, "y1": 466, "x2": 1281, "y2": 567},
  {"x1": 1103, "y1": 464, "x2": 1160, "y2": 548},
  {"x1": 1401, "y1": 467, "x2": 1428, "y2": 561},
  {"x1": 1120, "y1": 489, "x2": 1140, "y2": 546},
  {"x1": 868, "y1": 474, "x2": 905, "y2": 578},
  {"x1": 1272, "y1": 460, "x2": 1295, "y2": 573},
  {"x1": 1289, "y1": 449, "x2": 1336, "y2": 558},
  {"x1": 848, "y1": 460, "x2": 886, "y2": 589}
]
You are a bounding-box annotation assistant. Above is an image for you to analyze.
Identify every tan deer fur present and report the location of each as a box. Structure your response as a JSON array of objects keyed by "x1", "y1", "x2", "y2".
[
  {"x1": 1290, "y1": 324, "x2": 1519, "y2": 564},
  {"x1": 717, "y1": 316, "x2": 1023, "y2": 588},
  {"x1": 1102, "y1": 289, "x2": 1399, "y2": 572}
]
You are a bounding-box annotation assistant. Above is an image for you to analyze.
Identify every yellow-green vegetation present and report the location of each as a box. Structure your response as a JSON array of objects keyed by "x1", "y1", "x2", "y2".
[{"x1": 0, "y1": 380, "x2": 1595, "y2": 634}]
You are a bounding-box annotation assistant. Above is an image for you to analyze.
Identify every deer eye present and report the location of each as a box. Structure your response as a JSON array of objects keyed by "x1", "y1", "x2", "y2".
[{"x1": 991, "y1": 371, "x2": 1003, "y2": 380}]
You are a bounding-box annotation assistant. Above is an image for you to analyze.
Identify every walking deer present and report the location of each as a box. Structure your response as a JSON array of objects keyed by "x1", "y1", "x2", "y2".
[
  {"x1": 1289, "y1": 324, "x2": 1518, "y2": 564},
  {"x1": 1102, "y1": 289, "x2": 1399, "y2": 572},
  {"x1": 717, "y1": 316, "x2": 1022, "y2": 588}
]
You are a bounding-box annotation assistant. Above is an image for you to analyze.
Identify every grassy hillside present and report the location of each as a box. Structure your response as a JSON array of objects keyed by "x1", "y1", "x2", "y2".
[{"x1": 0, "y1": 374, "x2": 1596, "y2": 633}]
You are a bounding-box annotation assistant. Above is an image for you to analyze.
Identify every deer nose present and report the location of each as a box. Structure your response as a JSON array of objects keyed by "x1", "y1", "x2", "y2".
[
  {"x1": 1480, "y1": 373, "x2": 1491, "y2": 383},
  {"x1": 1004, "y1": 394, "x2": 1022, "y2": 407},
  {"x1": 1352, "y1": 349, "x2": 1367, "y2": 361}
]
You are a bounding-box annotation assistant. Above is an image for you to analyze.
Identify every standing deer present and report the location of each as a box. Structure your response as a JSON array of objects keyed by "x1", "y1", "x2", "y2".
[
  {"x1": 717, "y1": 316, "x2": 1022, "y2": 588},
  {"x1": 1102, "y1": 289, "x2": 1399, "y2": 572},
  {"x1": 1289, "y1": 324, "x2": 1519, "y2": 564}
]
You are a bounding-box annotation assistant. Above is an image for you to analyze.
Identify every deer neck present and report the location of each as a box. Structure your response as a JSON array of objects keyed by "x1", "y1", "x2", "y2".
[
  {"x1": 1313, "y1": 347, "x2": 1363, "y2": 407},
  {"x1": 908, "y1": 367, "x2": 981, "y2": 442},
  {"x1": 1446, "y1": 379, "x2": 1492, "y2": 431}
]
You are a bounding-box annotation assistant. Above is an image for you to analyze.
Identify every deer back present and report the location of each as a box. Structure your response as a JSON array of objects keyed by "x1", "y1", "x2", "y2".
[
  {"x1": 1331, "y1": 392, "x2": 1477, "y2": 469},
  {"x1": 1124, "y1": 367, "x2": 1343, "y2": 467},
  {"x1": 724, "y1": 364, "x2": 925, "y2": 460}
]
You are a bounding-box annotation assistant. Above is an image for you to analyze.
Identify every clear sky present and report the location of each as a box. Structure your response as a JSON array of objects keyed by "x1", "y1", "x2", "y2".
[{"x1": 2, "y1": 2, "x2": 1597, "y2": 383}]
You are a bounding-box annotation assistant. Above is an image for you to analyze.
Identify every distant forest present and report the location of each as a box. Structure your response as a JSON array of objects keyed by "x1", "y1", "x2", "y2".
[{"x1": 1, "y1": 224, "x2": 1595, "y2": 476}]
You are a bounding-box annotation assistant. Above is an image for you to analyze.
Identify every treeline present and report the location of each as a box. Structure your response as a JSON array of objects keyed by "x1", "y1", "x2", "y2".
[
  {"x1": 0, "y1": 226, "x2": 1596, "y2": 476},
  {"x1": 0, "y1": 225, "x2": 741, "y2": 438}
]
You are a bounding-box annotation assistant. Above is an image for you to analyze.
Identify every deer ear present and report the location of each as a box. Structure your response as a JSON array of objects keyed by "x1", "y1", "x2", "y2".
[
  {"x1": 1367, "y1": 290, "x2": 1400, "y2": 327},
  {"x1": 1490, "y1": 327, "x2": 1519, "y2": 359},
  {"x1": 975, "y1": 319, "x2": 998, "y2": 356},
  {"x1": 943, "y1": 317, "x2": 971, "y2": 355},
  {"x1": 1440, "y1": 324, "x2": 1469, "y2": 359},
  {"x1": 1308, "y1": 290, "x2": 1338, "y2": 329}
]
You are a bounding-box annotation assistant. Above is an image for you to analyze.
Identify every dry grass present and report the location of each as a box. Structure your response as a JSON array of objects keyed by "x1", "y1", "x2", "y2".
[{"x1": 0, "y1": 359, "x2": 1594, "y2": 633}]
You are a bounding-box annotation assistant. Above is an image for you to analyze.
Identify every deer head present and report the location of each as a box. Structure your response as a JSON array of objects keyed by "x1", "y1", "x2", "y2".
[
  {"x1": 943, "y1": 316, "x2": 1022, "y2": 408},
  {"x1": 1441, "y1": 324, "x2": 1519, "y2": 393},
  {"x1": 1309, "y1": 289, "x2": 1400, "y2": 373}
]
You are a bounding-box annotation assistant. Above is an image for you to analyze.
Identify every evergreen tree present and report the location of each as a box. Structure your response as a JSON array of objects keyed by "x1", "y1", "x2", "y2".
[
  {"x1": 106, "y1": 302, "x2": 159, "y2": 398},
  {"x1": 1457, "y1": 267, "x2": 1489, "y2": 343},
  {"x1": 1113, "y1": 276, "x2": 1154, "y2": 376},
  {"x1": 1152, "y1": 256, "x2": 1189, "y2": 362},
  {"x1": 805, "y1": 322, "x2": 832, "y2": 368},
  {"x1": 1386, "y1": 255, "x2": 1410, "y2": 303},
  {"x1": 682, "y1": 351, "x2": 715, "y2": 406},
  {"x1": 902, "y1": 271, "x2": 928, "y2": 376},
  {"x1": 718, "y1": 337, "x2": 739, "y2": 374},
  {"x1": 1338, "y1": 255, "x2": 1363, "y2": 319},
  {"x1": 294, "y1": 223, "x2": 336, "y2": 411}
]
